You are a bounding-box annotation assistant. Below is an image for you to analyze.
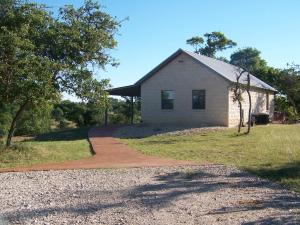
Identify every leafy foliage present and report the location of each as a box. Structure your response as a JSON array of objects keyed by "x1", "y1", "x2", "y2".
[
  {"x1": 53, "y1": 100, "x2": 104, "y2": 127},
  {"x1": 0, "y1": 102, "x2": 53, "y2": 137},
  {"x1": 52, "y1": 97, "x2": 141, "y2": 127},
  {"x1": 230, "y1": 48, "x2": 267, "y2": 72},
  {"x1": 108, "y1": 97, "x2": 141, "y2": 124},
  {"x1": 230, "y1": 48, "x2": 300, "y2": 120},
  {"x1": 186, "y1": 31, "x2": 236, "y2": 57},
  {"x1": 276, "y1": 65, "x2": 300, "y2": 115},
  {"x1": 186, "y1": 36, "x2": 204, "y2": 53},
  {"x1": 16, "y1": 102, "x2": 53, "y2": 136},
  {"x1": 0, "y1": 0, "x2": 121, "y2": 146}
]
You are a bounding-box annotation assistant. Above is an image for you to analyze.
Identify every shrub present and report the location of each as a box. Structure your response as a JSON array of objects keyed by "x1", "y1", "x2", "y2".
[
  {"x1": 59, "y1": 119, "x2": 69, "y2": 129},
  {"x1": 16, "y1": 103, "x2": 53, "y2": 136},
  {"x1": 286, "y1": 106, "x2": 299, "y2": 123}
]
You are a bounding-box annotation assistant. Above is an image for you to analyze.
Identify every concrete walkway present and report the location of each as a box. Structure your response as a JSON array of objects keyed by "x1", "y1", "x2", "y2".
[{"x1": 0, "y1": 126, "x2": 193, "y2": 172}]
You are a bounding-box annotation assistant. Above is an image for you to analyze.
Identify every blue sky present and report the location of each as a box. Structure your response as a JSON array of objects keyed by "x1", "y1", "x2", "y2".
[{"x1": 36, "y1": 0, "x2": 300, "y2": 99}]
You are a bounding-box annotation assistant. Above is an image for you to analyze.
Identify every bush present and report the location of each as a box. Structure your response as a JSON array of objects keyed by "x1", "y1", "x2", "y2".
[
  {"x1": 15, "y1": 103, "x2": 53, "y2": 136},
  {"x1": 286, "y1": 106, "x2": 299, "y2": 123},
  {"x1": 108, "y1": 113, "x2": 128, "y2": 125},
  {"x1": 52, "y1": 107, "x2": 64, "y2": 121},
  {"x1": 59, "y1": 119, "x2": 69, "y2": 129}
]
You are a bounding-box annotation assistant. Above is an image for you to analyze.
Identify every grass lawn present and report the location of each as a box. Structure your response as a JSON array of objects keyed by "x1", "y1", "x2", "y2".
[
  {"x1": 120, "y1": 124, "x2": 300, "y2": 192},
  {"x1": 0, "y1": 127, "x2": 92, "y2": 169}
]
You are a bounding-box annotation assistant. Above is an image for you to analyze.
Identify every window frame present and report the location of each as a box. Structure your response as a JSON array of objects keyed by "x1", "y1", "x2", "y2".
[
  {"x1": 161, "y1": 90, "x2": 175, "y2": 110},
  {"x1": 192, "y1": 90, "x2": 206, "y2": 110}
]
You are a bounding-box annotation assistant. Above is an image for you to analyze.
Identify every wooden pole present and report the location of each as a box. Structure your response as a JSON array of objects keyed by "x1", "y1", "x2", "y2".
[{"x1": 130, "y1": 96, "x2": 134, "y2": 125}]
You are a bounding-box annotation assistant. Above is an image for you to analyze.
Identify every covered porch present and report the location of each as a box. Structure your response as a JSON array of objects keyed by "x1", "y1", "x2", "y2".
[{"x1": 106, "y1": 84, "x2": 141, "y2": 126}]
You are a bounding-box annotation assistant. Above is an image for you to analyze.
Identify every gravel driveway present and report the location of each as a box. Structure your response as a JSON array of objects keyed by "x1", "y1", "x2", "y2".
[{"x1": 1, "y1": 165, "x2": 300, "y2": 225}]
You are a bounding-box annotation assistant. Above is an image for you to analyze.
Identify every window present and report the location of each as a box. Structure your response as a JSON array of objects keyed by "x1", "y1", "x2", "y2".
[
  {"x1": 192, "y1": 90, "x2": 206, "y2": 109},
  {"x1": 266, "y1": 93, "x2": 269, "y2": 110},
  {"x1": 161, "y1": 90, "x2": 175, "y2": 109}
]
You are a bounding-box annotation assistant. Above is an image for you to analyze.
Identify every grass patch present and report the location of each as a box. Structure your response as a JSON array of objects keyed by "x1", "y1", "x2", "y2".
[
  {"x1": 120, "y1": 124, "x2": 300, "y2": 192},
  {"x1": 0, "y1": 127, "x2": 92, "y2": 169}
]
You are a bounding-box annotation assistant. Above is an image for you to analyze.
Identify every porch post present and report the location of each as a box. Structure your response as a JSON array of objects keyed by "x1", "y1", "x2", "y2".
[
  {"x1": 104, "y1": 104, "x2": 108, "y2": 127},
  {"x1": 130, "y1": 96, "x2": 134, "y2": 125}
]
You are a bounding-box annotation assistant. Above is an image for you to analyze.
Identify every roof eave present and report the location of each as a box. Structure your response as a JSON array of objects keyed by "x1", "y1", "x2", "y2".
[{"x1": 107, "y1": 84, "x2": 141, "y2": 97}]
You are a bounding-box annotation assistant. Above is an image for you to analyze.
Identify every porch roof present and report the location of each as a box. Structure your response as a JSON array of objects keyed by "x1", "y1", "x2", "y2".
[{"x1": 107, "y1": 84, "x2": 141, "y2": 97}]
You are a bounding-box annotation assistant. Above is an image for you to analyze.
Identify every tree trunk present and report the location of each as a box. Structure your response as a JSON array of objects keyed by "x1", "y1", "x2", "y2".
[
  {"x1": 238, "y1": 100, "x2": 243, "y2": 133},
  {"x1": 130, "y1": 96, "x2": 134, "y2": 125},
  {"x1": 6, "y1": 101, "x2": 29, "y2": 147},
  {"x1": 246, "y1": 73, "x2": 252, "y2": 134}
]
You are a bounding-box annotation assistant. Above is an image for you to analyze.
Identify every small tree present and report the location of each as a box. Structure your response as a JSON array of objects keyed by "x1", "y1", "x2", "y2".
[
  {"x1": 232, "y1": 69, "x2": 245, "y2": 133},
  {"x1": 277, "y1": 64, "x2": 300, "y2": 117},
  {"x1": 230, "y1": 48, "x2": 263, "y2": 134},
  {"x1": 245, "y1": 71, "x2": 252, "y2": 134},
  {"x1": 232, "y1": 67, "x2": 252, "y2": 134}
]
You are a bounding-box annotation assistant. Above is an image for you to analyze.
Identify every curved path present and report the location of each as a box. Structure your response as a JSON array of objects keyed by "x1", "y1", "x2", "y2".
[{"x1": 0, "y1": 126, "x2": 193, "y2": 172}]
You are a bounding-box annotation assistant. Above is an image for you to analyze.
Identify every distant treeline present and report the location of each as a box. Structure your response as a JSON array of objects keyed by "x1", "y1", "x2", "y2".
[{"x1": 0, "y1": 98, "x2": 140, "y2": 137}]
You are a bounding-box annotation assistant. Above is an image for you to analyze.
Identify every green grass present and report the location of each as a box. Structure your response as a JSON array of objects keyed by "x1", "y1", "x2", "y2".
[
  {"x1": 120, "y1": 124, "x2": 300, "y2": 192},
  {"x1": 0, "y1": 127, "x2": 92, "y2": 169}
]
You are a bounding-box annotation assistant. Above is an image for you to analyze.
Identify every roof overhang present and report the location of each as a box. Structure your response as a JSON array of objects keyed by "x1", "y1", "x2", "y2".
[{"x1": 107, "y1": 84, "x2": 141, "y2": 97}]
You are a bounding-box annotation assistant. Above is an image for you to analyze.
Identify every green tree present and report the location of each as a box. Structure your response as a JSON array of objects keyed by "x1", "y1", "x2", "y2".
[
  {"x1": 106, "y1": 97, "x2": 141, "y2": 125},
  {"x1": 231, "y1": 70, "x2": 245, "y2": 133},
  {"x1": 0, "y1": 0, "x2": 121, "y2": 147},
  {"x1": 230, "y1": 48, "x2": 300, "y2": 120},
  {"x1": 277, "y1": 65, "x2": 300, "y2": 116},
  {"x1": 230, "y1": 48, "x2": 267, "y2": 73},
  {"x1": 186, "y1": 36, "x2": 204, "y2": 53},
  {"x1": 53, "y1": 100, "x2": 106, "y2": 127},
  {"x1": 186, "y1": 31, "x2": 236, "y2": 57},
  {"x1": 119, "y1": 97, "x2": 141, "y2": 124},
  {"x1": 230, "y1": 48, "x2": 264, "y2": 134}
]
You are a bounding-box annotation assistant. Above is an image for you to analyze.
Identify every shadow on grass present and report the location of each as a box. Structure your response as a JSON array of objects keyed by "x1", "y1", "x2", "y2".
[
  {"x1": 247, "y1": 161, "x2": 300, "y2": 192},
  {"x1": 34, "y1": 127, "x2": 90, "y2": 142}
]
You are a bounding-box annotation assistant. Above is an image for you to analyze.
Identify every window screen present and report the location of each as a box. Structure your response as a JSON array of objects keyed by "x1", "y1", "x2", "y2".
[
  {"x1": 192, "y1": 90, "x2": 205, "y2": 109},
  {"x1": 161, "y1": 90, "x2": 175, "y2": 109}
]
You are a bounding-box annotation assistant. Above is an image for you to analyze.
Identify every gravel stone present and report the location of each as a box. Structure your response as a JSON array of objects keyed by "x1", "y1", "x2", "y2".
[
  {"x1": 0, "y1": 165, "x2": 299, "y2": 225},
  {"x1": 114, "y1": 124, "x2": 226, "y2": 138}
]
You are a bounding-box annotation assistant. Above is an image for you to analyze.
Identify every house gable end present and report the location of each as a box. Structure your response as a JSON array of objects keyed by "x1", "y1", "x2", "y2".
[{"x1": 136, "y1": 49, "x2": 231, "y2": 87}]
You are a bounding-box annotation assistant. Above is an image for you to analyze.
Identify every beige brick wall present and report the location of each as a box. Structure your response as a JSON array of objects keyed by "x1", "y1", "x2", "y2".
[
  {"x1": 141, "y1": 53, "x2": 230, "y2": 126},
  {"x1": 228, "y1": 87, "x2": 275, "y2": 127}
]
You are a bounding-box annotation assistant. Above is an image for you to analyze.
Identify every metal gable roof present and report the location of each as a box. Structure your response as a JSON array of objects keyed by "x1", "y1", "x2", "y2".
[
  {"x1": 108, "y1": 49, "x2": 276, "y2": 96},
  {"x1": 183, "y1": 49, "x2": 276, "y2": 91}
]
